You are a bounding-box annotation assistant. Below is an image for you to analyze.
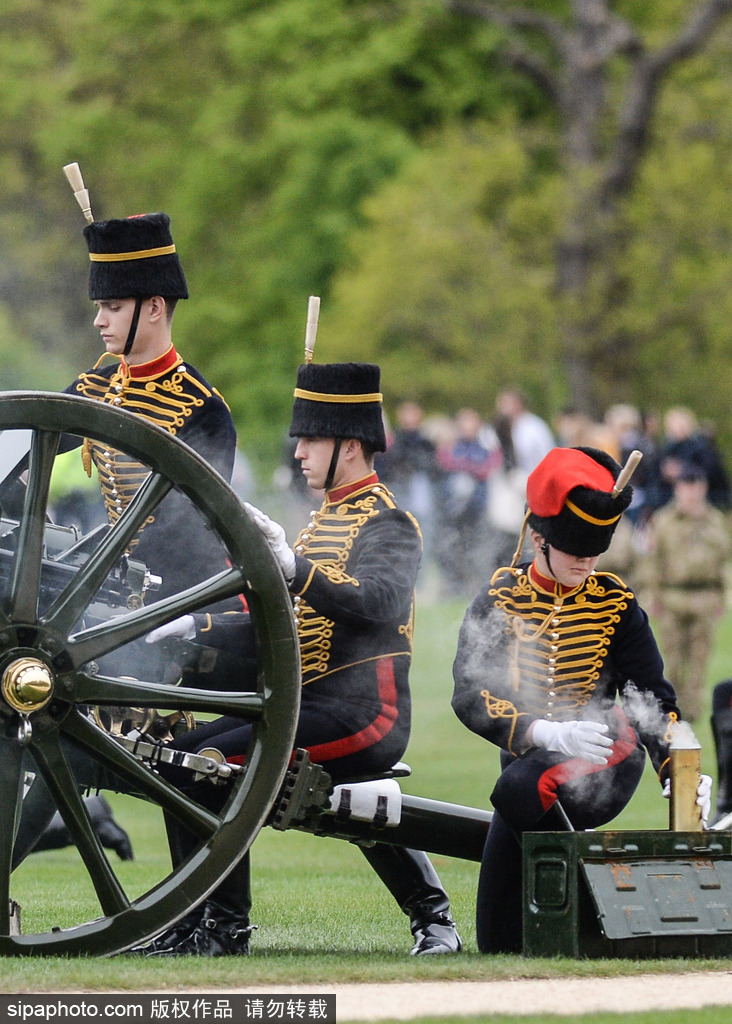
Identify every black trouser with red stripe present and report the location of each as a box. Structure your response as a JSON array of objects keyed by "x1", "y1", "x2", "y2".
[
  {"x1": 166, "y1": 660, "x2": 453, "y2": 940},
  {"x1": 172, "y1": 653, "x2": 409, "y2": 775},
  {"x1": 476, "y1": 710, "x2": 646, "y2": 953}
]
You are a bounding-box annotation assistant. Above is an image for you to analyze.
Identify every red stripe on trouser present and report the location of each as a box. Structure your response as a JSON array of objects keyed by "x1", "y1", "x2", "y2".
[
  {"x1": 304, "y1": 658, "x2": 399, "y2": 765},
  {"x1": 537, "y1": 708, "x2": 637, "y2": 813},
  {"x1": 225, "y1": 557, "x2": 249, "y2": 611}
]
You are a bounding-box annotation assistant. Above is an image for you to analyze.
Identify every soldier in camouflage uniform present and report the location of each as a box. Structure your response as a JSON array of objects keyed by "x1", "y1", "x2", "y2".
[{"x1": 643, "y1": 465, "x2": 730, "y2": 722}]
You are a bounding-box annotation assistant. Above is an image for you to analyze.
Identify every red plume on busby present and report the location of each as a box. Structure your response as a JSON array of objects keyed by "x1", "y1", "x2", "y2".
[{"x1": 526, "y1": 446, "x2": 633, "y2": 557}]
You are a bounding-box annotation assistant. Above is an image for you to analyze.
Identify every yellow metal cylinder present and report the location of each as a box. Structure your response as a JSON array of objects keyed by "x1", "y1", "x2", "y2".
[{"x1": 670, "y1": 746, "x2": 702, "y2": 832}]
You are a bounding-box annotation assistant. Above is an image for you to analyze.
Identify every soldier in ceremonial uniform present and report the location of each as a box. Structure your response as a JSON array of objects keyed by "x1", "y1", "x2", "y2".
[
  {"x1": 64, "y1": 210, "x2": 237, "y2": 599},
  {"x1": 452, "y1": 446, "x2": 710, "y2": 954},
  {"x1": 710, "y1": 678, "x2": 732, "y2": 825},
  {"x1": 15, "y1": 210, "x2": 237, "y2": 863},
  {"x1": 140, "y1": 362, "x2": 461, "y2": 958}
]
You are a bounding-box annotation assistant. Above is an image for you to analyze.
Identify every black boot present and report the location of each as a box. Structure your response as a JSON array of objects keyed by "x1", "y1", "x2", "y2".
[
  {"x1": 86, "y1": 796, "x2": 134, "y2": 860},
  {"x1": 711, "y1": 708, "x2": 732, "y2": 826},
  {"x1": 30, "y1": 795, "x2": 134, "y2": 861},
  {"x1": 153, "y1": 852, "x2": 254, "y2": 957},
  {"x1": 361, "y1": 845, "x2": 461, "y2": 955},
  {"x1": 127, "y1": 907, "x2": 203, "y2": 956},
  {"x1": 153, "y1": 901, "x2": 257, "y2": 957}
]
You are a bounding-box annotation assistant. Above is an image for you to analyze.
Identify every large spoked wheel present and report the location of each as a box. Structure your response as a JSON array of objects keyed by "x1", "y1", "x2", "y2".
[{"x1": 0, "y1": 392, "x2": 300, "y2": 956}]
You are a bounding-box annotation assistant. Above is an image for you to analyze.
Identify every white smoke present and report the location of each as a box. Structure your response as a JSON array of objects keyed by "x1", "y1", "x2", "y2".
[
  {"x1": 621, "y1": 682, "x2": 673, "y2": 742},
  {"x1": 622, "y1": 681, "x2": 702, "y2": 752},
  {"x1": 457, "y1": 604, "x2": 518, "y2": 698},
  {"x1": 668, "y1": 718, "x2": 701, "y2": 750}
]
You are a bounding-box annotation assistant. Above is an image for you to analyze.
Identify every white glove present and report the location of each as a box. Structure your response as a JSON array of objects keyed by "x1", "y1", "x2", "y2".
[
  {"x1": 145, "y1": 615, "x2": 196, "y2": 644},
  {"x1": 697, "y1": 774, "x2": 713, "y2": 826},
  {"x1": 244, "y1": 502, "x2": 296, "y2": 584},
  {"x1": 531, "y1": 719, "x2": 613, "y2": 765},
  {"x1": 662, "y1": 774, "x2": 713, "y2": 827}
]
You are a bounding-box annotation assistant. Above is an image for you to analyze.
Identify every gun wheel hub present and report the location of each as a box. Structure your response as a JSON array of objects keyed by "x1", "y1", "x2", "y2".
[{"x1": 2, "y1": 657, "x2": 53, "y2": 713}]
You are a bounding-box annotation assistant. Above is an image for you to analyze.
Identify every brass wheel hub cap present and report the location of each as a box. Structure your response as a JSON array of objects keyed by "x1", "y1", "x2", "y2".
[{"x1": 2, "y1": 657, "x2": 53, "y2": 713}]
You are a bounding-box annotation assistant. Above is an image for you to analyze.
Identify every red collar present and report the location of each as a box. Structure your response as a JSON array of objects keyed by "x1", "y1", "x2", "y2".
[
  {"x1": 528, "y1": 560, "x2": 581, "y2": 597},
  {"x1": 120, "y1": 345, "x2": 181, "y2": 380},
  {"x1": 327, "y1": 472, "x2": 379, "y2": 504}
]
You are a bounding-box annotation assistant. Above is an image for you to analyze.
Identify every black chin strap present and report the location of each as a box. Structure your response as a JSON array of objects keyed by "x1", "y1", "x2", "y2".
[
  {"x1": 122, "y1": 297, "x2": 144, "y2": 358},
  {"x1": 324, "y1": 439, "x2": 343, "y2": 493},
  {"x1": 541, "y1": 541, "x2": 557, "y2": 581}
]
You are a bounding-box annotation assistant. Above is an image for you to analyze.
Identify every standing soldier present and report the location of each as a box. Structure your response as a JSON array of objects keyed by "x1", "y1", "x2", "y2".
[
  {"x1": 16, "y1": 189, "x2": 238, "y2": 864},
  {"x1": 64, "y1": 207, "x2": 237, "y2": 600},
  {"x1": 643, "y1": 465, "x2": 730, "y2": 723},
  {"x1": 141, "y1": 361, "x2": 462, "y2": 958}
]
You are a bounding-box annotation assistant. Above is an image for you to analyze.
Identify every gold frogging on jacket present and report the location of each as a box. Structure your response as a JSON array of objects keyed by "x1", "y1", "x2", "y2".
[
  {"x1": 480, "y1": 690, "x2": 526, "y2": 756},
  {"x1": 487, "y1": 566, "x2": 633, "y2": 718},
  {"x1": 293, "y1": 483, "x2": 418, "y2": 683},
  {"x1": 75, "y1": 358, "x2": 220, "y2": 547}
]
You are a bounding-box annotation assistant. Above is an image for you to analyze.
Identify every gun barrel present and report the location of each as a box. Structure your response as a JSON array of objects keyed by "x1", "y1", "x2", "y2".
[
  {"x1": 391, "y1": 794, "x2": 492, "y2": 861},
  {"x1": 284, "y1": 791, "x2": 492, "y2": 862}
]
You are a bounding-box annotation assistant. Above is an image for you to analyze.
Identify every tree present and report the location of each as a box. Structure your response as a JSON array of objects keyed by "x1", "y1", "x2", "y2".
[
  {"x1": 446, "y1": 0, "x2": 732, "y2": 412},
  {"x1": 5, "y1": 2, "x2": 729, "y2": 460},
  {"x1": 323, "y1": 123, "x2": 563, "y2": 421},
  {"x1": 0, "y1": 302, "x2": 70, "y2": 390},
  {"x1": 0, "y1": 0, "x2": 530, "y2": 463},
  {"x1": 0, "y1": 0, "x2": 94, "y2": 377}
]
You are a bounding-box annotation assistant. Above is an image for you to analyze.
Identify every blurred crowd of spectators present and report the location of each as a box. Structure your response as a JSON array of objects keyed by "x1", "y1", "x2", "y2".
[
  {"x1": 369, "y1": 393, "x2": 731, "y2": 596},
  {"x1": 365, "y1": 391, "x2": 732, "y2": 722},
  {"x1": 47, "y1": 385, "x2": 732, "y2": 724}
]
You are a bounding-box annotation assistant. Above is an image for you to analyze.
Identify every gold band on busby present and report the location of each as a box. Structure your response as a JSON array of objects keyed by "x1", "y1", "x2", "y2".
[
  {"x1": 83, "y1": 213, "x2": 188, "y2": 301},
  {"x1": 526, "y1": 446, "x2": 634, "y2": 557},
  {"x1": 289, "y1": 363, "x2": 387, "y2": 452}
]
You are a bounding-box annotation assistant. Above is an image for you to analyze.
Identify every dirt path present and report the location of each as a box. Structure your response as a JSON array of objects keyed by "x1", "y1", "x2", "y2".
[{"x1": 232, "y1": 972, "x2": 732, "y2": 1019}]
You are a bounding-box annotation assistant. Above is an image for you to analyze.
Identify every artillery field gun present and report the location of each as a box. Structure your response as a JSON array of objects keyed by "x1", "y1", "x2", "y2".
[
  {"x1": 0, "y1": 392, "x2": 300, "y2": 956},
  {"x1": 1, "y1": 391, "x2": 731, "y2": 959}
]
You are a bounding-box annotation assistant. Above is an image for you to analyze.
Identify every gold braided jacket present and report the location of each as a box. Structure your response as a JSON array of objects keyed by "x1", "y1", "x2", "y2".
[
  {"x1": 64, "y1": 348, "x2": 236, "y2": 599},
  {"x1": 289, "y1": 477, "x2": 421, "y2": 692},
  {"x1": 66, "y1": 347, "x2": 233, "y2": 546},
  {"x1": 452, "y1": 562, "x2": 680, "y2": 774}
]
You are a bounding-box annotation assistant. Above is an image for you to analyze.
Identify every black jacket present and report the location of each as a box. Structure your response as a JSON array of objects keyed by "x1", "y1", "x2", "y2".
[{"x1": 452, "y1": 562, "x2": 681, "y2": 781}]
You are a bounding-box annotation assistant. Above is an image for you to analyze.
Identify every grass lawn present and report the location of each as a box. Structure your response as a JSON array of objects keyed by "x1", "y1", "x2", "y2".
[
  {"x1": 4, "y1": 595, "x2": 732, "y2": 1008},
  {"x1": 305, "y1": 1015, "x2": 732, "y2": 1024}
]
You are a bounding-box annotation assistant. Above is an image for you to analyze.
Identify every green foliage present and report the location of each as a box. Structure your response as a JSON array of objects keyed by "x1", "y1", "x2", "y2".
[
  {"x1": 323, "y1": 24, "x2": 732, "y2": 439},
  {"x1": 0, "y1": 303, "x2": 71, "y2": 390},
  {"x1": 1, "y1": 1, "x2": 732, "y2": 463},
  {"x1": 1, "y1": 0, "x2": 530, "y2": 465},
  {"x1": 323, "y1": 122, "x2": 563, "y2": 422},
  {"x1": 616, "y1": 52, "x2": 732, "y2": 436}
]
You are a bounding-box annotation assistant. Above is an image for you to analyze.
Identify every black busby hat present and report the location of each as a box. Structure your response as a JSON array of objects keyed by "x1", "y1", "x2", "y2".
[
  {"x1": 83, "y1": 213, "x2": 188, "y2": 301},
  {"x1": 526, "y1": 446, "x2": 633, "y2": 557},
  {"x1": 289, "y1": 362, "x2": 387, "y2": 452}
]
